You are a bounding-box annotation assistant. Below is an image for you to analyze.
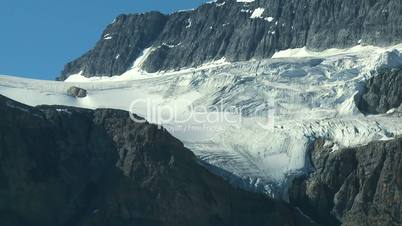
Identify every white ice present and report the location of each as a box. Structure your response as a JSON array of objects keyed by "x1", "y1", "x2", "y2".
[
  {"x1": 250, "y1": 8, "x2": 265, "y2": 19},
  {"x1": 1, "y1": 44, "x2": 402, "y2": 196},
  {"x1": 264, "y1": 17, "x2": 274, "y2": 22},
  {"x1": 185, "y1": 18, "x2": 192, "y2": 29}
]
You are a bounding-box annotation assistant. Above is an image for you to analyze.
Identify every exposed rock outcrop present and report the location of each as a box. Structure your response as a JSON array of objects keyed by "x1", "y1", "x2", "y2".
[
  {"x1": 59, "y1": 12, "x2": 167, "y2": 79},
  {"x1": 289, "y1": 139, "x2": 402, "y2": 226},
  {"x1": 59, "y1": 0, "x2": 402, "y2": 79},
  {"x1": 67, "y1": 86, "x2": 87, "y2": 98},
  {"x1": 357, "y1": 68, "x2": 402, "y2": 114},
  {"x1": 0, "y1": 94, "x2": 315, "y2": 226}
]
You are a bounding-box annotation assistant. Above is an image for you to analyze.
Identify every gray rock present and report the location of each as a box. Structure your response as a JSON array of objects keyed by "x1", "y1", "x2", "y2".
[
  {"x1": 357, "y1": 69, "x2": 402, "y2": 114},
  {"x1": 58, "y1": 12, "x2": 167, "y2": 80},
  {"x1": 289, "y1": 139, "x2": 402, "y2": 226},
  {"x1": 0, "y1": 94, "x2": 315, "y2": 226},
  {"x1": 67, "y1": 86, "x2": 87, "y2": 98},
  {"x1": 59, "y1": 0, "x2": 402, "y2": 79}
]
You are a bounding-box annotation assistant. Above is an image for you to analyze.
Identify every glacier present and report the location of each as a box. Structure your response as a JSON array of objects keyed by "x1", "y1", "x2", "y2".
[{"x1": 1, "y1": 44, "x2": 402, "y2": 197}]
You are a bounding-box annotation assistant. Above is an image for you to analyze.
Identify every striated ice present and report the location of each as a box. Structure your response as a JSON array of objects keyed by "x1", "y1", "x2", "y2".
[{"x1": 1, "y1": 44, "x2": 402, "y2": 196}]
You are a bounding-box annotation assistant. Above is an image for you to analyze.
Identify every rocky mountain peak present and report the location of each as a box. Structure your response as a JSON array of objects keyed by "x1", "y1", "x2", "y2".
[{"x1": 59, "y1": 0, "x2": 402, "y2": 80}]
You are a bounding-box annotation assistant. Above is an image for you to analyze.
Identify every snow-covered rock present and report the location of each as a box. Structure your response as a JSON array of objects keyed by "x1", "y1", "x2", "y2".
[
  {"x1": 67, "y1": 86, "x2": 87, "y2": 98},
  {"x1": 370, "y1": 49, "x2": 402, "y2": 73},
  {"x1": 237, "y1": 0, "x2": 255, "y2": 2}
]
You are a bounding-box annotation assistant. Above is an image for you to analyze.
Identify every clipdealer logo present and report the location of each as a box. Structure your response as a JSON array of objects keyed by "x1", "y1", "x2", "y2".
[{"x1": 128, "y1": 98, "x2": 275, "y2": 132}]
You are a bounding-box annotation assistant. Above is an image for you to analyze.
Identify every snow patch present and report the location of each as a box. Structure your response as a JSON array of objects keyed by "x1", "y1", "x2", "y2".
[
  {"x1": 56, "y1": 108, "x2": 72, "y2": 114},
  {"x1": 369, "y1": 49, "x2": 402, "y2": 72},
  {"x1": 103, "y1": 34, "x2": 112, "y2": 40},
  {"x1": 337, "y1": 92, "x2": 362, "y2": 116},
  {"x1": 176, "y1": 8, "x2": 195, "y2": 13},
  {"x1": 387, "y1": 108, "x2": 396, "y2": 114},
  {"x1": 131, "y1": 47, "x2": 155, "y2": 69},
  {"x1": 162, "y1": 42, "x2": 182, "y2": 48},
  {"x1": 250, "y1": 8, "x2": 265, "y2": 19},
  {"x1": 65, "y1": 47, "x2": 157, "y2": 82},
  {"x1": 323, "y1": 140, "x2": 334, "y2": 148},
  {"x1": 331, "y1": 144, "x2": 340, "y2": 153},
  {"x1": 185, "y1": 18, "x2": 192, "y2": 29},
  {"x1": 272, "y1": 44, "x2": 402, "y2": 60},
  {"x1": 65, "y1": 50, "x2": 229, "y2": 83},
  {"x1": 237, "y1": 0, "x2": 255, "y2": 2}
]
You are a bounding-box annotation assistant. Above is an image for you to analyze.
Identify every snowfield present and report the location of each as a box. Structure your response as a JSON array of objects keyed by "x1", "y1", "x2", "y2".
[{"x1": 1, "y1": 44, "x2": 402, "y2": 197}]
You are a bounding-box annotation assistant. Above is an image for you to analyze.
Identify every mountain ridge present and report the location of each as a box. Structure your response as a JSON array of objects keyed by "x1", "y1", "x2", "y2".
[{"x1": 59, "y1": 0, "x2": 402, "y2": 80}]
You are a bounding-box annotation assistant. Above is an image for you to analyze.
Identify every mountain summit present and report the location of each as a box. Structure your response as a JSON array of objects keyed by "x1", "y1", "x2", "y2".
[{"x1": 59, "y1": 0, "x2": 402, "y2": 80}]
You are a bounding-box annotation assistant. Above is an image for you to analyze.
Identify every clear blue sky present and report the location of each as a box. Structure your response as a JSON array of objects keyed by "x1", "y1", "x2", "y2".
[{"x1": 0, "y1": 0, "x2": 209, "y2": 80}]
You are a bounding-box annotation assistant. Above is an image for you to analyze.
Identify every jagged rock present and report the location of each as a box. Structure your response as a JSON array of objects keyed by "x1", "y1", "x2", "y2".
[
  {"x1": 58, "y1": 12, "x2": 167, "y2": 80},
  {"x1": 357, "y1": 68, "x2": 402, "y2": 114},
  {"x1": 59, "y1": 0, "x2": 402, "y2": 79},
  {"x1": 0, "y1": 94, "x2": 315, "y2": 226},
  {"x1": 289, "y1": 139, "x2": 402, "y2": 226},
  {"x1": 67, "y1": 86, "x2": 87, "y2": 98}
]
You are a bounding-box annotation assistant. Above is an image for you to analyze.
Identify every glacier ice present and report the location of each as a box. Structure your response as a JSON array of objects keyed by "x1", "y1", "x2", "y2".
[{"x1": 1, "y1": 44, "x2": 402, "y2": 197}]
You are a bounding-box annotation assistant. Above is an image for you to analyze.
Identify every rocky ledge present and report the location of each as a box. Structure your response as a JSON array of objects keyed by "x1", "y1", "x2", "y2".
[{"x1": 357, "y1": 68, "x2": 402, "y2": 114}]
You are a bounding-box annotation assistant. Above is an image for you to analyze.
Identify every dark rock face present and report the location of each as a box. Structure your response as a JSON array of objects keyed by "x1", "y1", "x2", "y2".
[
  {"x1": 0, "y1": 95, "x2": 315, "y2": 226},
  {"x1": 289, "y1": 139, "x2": 402, "y2": 226},
  {"x1": 59, "y1": 12, "x2": 167, "y2": 80},
  {"x1": 357, "y1": 68, "x2": 402, "y2": 114},
  {"x1": 59, "y1": 0, "x2": 402, "y2": 79},
  {"x1": 67, "y1": 86, "x2": 87, "y2": 98}
]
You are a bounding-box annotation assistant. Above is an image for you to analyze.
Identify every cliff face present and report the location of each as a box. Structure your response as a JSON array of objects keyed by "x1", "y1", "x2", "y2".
[
  {"x1": 60, "y1": 12, "x2": 167, "y2": 79},
  {"x1": 59, "y1": 0, "x2": 402, "y2": 79},
  {"x1": 0, "y1": 95, "x2": 314, "y2": 226},
  {"x1": 289, "y1": 139, "x2": 402, "y2": 226},
  {"x1": 357, "y1": 68, "x2": 402, "y2": 114}
]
